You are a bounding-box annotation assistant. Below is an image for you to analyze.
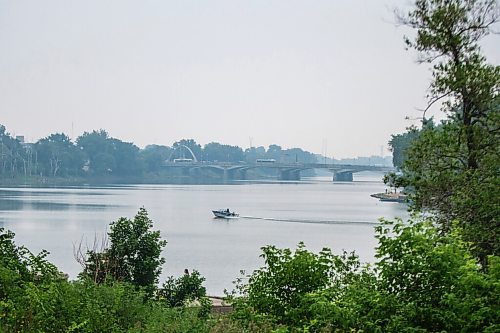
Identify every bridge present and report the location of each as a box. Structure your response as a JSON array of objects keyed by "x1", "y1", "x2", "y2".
[
  {"x1": 163, "y1": 144, "x2": 392, "y2": 182},
  {"x1": 162, "y1": 161, "x2": 392, "y2": 182}
]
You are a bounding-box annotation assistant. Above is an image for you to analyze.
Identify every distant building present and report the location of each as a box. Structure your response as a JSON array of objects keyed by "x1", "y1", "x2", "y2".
[{"x1": 15, "y1": 135, "x2": 33, "y2": 150}]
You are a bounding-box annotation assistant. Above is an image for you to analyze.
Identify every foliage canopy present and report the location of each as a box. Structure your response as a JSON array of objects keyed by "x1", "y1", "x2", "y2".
[
  {"x1": 393, "y1": 0, "x2": 499, "y2": 264},
  {"x1": 80, "y1": 208, "x2": 167, "y2": 295}
]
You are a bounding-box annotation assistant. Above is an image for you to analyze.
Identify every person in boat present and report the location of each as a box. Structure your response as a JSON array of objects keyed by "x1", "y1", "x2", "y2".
[{"x1": 226, "y1": 208, "x2": 230, "y2": 213}]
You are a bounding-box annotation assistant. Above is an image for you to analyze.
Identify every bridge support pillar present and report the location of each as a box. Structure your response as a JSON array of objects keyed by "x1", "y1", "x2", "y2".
[
  {"x1": 182, "y1": 168, "x2": 191, "y2": 177},
  {"x1": 333, "y1": 171, "x2": 353, "y2": 182},
  {"x1": 225, "y1": 169, "x2": 241, "y2": 181},
  {"x1": 278, "y1": 170, "x2": 301, "y2": 181},
  {"x1": 238, "y1": 169, "x2": 247, "y2": 180},
  {"x1": 188, "y1": 167, "x2": 200, "y2": 177}
]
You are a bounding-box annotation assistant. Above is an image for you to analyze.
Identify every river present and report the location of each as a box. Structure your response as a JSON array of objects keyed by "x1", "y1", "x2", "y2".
[{"x1": 0, "y1": 172, "x2": 408, "y2": 295}]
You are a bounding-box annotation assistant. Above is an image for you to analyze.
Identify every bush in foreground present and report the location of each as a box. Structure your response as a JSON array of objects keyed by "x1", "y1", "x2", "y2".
[
  {"x1": 2, "y1": 218, "x2": 499, "y2": 332},
  {"x1": 229, "y1": 219, "x2": 500, "y2": 332}
]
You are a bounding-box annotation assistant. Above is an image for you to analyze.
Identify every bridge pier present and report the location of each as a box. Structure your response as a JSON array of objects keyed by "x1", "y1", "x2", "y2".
[
  {"x1": 188, "y1": 167, "x2": 200, "y2": 177},
  {"x1": 237, "y1": 169, "x2": 247, "y2": 180},
  {"x1": 333, "y1": 171, "x2": 353, "y2": 182},
  {"x1": 182, "y1": 168, "x2": 191, "y2": 177},
  {"x1": 223, "y1": 168, "x2": 248, "y2": 181},
  {"x1": 278, "y1": 169, "x2": 301, "y2": 181}
]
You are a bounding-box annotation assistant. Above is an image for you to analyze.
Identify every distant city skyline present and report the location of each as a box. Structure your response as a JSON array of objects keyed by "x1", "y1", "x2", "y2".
[{"x1": 1, "y1": 1, "x2": 498, "y2": 158}]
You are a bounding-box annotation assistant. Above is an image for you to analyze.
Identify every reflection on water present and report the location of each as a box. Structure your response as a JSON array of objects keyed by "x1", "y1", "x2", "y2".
[
  {"x1": 0, "y1": 199, "x2": 114, "y2": 211},
  {"x1": 0, "y1": 173, "x2": 408, "y2": 295},
  {"x1": 0, "y1": 188, "x2": 121, "y2": 211}
]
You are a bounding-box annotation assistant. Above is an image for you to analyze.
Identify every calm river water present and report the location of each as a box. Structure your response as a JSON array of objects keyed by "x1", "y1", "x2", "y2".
[{"x1": 0, "y1": 172, "x2": 408, "y2": 295}]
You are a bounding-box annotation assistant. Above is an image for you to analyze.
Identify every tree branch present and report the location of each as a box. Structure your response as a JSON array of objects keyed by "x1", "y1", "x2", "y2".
[{"x1": 416, "y1": 91, "x2": 453, "y2": 118}]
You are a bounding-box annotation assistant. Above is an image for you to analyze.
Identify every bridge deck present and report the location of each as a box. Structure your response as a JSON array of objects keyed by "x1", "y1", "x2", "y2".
[{"x1": 163, "y1": 161, "x2": 392, "y2": 172}]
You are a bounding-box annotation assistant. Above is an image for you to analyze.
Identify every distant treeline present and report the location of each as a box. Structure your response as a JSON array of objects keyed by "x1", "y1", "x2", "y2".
[{"x1": 0, "y1": 124, "x2": 323, "y2": 181}]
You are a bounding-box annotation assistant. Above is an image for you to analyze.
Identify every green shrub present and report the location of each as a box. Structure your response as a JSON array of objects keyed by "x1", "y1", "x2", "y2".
[
  {"x1": 373, "y1": 219, "x2": 499, "y2": 332},
  {"x1": 0, "y1": 228, "x2": 214, "y2": 333},
  {"x1": 81, "y1": 208, "x2": 167, "y2": 296},
  {"x1": 229, "y1": 220, "x2": 500, "y2": 332},
  {"x1": 229, "y1": 241, "x2": 369, "y2": 329},
  {"x1": 158, "y1": 270, "x2": 207, "y2": 308}
]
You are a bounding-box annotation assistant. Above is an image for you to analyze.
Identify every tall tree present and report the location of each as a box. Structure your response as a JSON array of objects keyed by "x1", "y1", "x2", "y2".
[
  {"x1": 282, "y1": 147, "x2": 317, "y2": 164},
  {"x1": 244, "y1": 146, "x2": 266, "y2": 163},
  {"x1": 76, "y1": 130, "x2": 113, "y2": 175},
  {"x1": 110, "y1": 139, "x2": 142, "y2": 176},
  {"x1": 80, "y1": 208, "x2": 166, "y2": 295},
  {"x1": 76, "y1": 130, "x2": 142, "y2": 176},
  {"x1": 0, "y1": 125, "x2": 26, "y2": 177},
  {"x1": 202, "y1": 142, "x2": 244, "y2": 162},
  {"x1": 398, "y1": 0, "x2": 499, "y2": 264},
  {"x1": 388, "y1": 124, "x2": 425, "y2": 169},
  {"x1": 140, "y1": 145, "x2": 172, "y2": 172},
  {"x1": 399, "y1": 0, "x2": 498, "y2": 169},
  {"x1": 35, "y1": 133, "x2": 82, "y2": 177}
]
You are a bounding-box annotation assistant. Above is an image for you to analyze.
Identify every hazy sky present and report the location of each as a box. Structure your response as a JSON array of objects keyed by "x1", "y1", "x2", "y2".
[{"x1": 1, "y1": 1, "x2": 498, "y2": 158}]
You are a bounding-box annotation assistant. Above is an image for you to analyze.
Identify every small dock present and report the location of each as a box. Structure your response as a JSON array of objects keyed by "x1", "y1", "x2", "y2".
[
  {"x1": 371, "y1": 192, "x2": 408, "y2": 203},
  {"x1": 208, "y1": 296, "x2": 233, "y2": 314}
]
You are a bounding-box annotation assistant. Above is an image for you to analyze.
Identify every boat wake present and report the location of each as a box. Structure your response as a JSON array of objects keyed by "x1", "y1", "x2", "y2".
[{"x1": 239, "y1": 216, "x2": 377, "y2": 225}]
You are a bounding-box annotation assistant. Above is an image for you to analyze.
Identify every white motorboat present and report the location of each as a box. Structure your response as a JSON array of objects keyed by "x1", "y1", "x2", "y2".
[{"x1": 212, "y1": 209, "x2": 239, "y2": 218}]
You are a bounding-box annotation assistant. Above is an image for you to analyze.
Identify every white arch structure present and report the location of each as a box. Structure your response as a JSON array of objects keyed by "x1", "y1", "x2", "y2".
[{"x1": 167, "y1": 144, "x2": 198, "y2": 162}]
